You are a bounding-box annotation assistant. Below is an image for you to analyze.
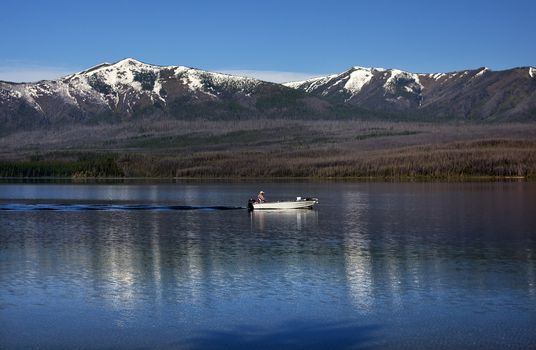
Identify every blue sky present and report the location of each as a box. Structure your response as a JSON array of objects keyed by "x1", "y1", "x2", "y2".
[{"x1": 1, "y1": 0, "x2": 534, "y2": 82}]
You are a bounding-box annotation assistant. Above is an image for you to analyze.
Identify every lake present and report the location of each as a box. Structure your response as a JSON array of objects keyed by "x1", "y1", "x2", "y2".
[{"x1": 0, "y1": 181, "x2": 535, "y2": 349}]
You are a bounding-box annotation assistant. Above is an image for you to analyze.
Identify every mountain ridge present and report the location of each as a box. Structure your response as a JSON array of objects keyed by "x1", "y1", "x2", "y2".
[
  {"x1": 285, "y1": 65, "x2": 536, "y2": 119},
  {"x1": 1, "y1": 59, "x2": 535, "y2": 132},
  {"x1": 3, "y1": 58, "x2": 533, "y2": 84}
]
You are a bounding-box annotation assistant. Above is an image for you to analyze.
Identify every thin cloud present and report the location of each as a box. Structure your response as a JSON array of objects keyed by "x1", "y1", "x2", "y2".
[
  {"x1": 0, "y1": 63, "x2": 77, "y2": 83},
  {"x1": 218, "y1": 69, "x2": 322, "y2": 83}
]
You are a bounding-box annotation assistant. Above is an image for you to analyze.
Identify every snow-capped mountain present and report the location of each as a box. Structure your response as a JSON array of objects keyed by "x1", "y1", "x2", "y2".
[
  {"x1": 0, "y1": 58, "x2": 281, "y2": 127},
  {"x1": 1, "y1": 59, "x2": 535, "y2": 131},
  {"x1": 59, "y1": 58, "x2": 264, "y2": 111},
  {"x1": 285, "y1": 66, "x2": 536, "y2": 119},
  {"x1": 285, "y1": 66, "x2": 422, "y2": 102}
]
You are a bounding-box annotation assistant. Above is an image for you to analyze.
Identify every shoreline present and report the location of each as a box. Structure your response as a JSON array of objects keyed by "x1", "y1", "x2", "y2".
[{"x1": 0, "y1": 175, "x2": 532, "y2": 182}]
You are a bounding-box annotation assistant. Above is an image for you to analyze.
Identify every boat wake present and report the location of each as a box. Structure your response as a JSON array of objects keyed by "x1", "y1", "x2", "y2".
[{"x1": 0, "y1": 203, "x2": 246, "y2": 211}]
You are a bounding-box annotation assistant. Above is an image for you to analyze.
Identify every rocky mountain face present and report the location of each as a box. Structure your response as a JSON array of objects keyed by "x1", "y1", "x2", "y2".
[
  {"x1": 1, "y1": 59, "x2": 535, "y2": 132},
  {"x1": 285, "y1": 66, "x2": 536, "y2": 120}
]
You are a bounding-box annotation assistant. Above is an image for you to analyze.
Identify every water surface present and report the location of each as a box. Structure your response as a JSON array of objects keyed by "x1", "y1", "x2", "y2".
[{"x1": 1, "y1": 182, "x2": 535, "y2": 349}]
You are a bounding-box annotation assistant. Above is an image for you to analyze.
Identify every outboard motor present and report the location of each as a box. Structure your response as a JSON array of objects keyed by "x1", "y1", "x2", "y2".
[{"x1": 247, "y1": 198, "x2": 256, "y2": 211}]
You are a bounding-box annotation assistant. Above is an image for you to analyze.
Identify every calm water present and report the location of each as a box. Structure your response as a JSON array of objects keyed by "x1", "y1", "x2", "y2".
[{"x1": 0, "y1": 182, "x2": 535, "y2": 349}]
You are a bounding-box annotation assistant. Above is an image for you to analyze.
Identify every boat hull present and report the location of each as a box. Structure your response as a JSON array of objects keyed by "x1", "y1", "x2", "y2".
[{"x1": 251, "y1": 200, "x2": 317, "y2": 210}]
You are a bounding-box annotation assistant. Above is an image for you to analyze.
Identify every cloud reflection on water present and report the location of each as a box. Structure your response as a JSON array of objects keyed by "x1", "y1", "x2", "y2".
[{"x1": 182, "y1": 320, "x2": 381, "y2": 350}]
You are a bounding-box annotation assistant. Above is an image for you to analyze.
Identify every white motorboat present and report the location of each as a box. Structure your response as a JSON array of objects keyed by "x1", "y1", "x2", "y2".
[{"x1": 248, "y1": 197, "x2": 318, "y2": 210}]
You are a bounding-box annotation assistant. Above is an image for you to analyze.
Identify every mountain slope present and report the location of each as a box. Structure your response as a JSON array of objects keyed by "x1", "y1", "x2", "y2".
[
  {"x1": 285, "y1": 66, "x2": 536, "y2": 119},
  {"x1": 1, "y1": 60, "x2": 535, "y2": 132},
  {"x1": 0, "y1": 58, "x2": 327, "y2": 131}
]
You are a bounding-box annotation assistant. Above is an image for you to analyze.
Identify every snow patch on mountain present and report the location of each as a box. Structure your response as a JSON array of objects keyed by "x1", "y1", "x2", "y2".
[
  {"x1": 176, "y1": 68, "x2": 204, "y2": 92},
  {"x1": 284, "y1": 74, "x2": 339, "y2": 93},
  {"x1": 383, "y1": 70, "x2": 422, "y2": 94},
  {"x1": 284, "y1": 66, "x2": 383, "y2": 96},
  {"x1": 71, "y1": 58, "x2": 156, "y2": 91},
  {"x1": 530, "y1": 67, "x2": 535, "y2": 78},
  {"x1": 286, "y1": 67, "x2": 426, "y2": 99},
  {"x1": 15, "y1": 84, "x2": 45, "y2": 112},
  {"x1": 173, "y1": 67, "x2": 262, "y2": 95},
  {"x1": 0, "y1": 87, "x2": 22, "y2": 99},
  {"x1": 152, "y1": 75, "x2": 165, "y2": 102},
  {"x1": 70, "y1": 75, "x2": 111, "y2": 103},
  {"x1": 344, "y1": 68, "x2": 374, "y2": 94},
  {"x1": 55, "y1": 82, "x2": 80, "y2": 106},
  {"x1": 62, "y1": 59, "x2": 187, "y2": 103},
  {"x1": 430, "y1": 73, "x2": 446, "y2": 80},
  {"x1": 474, "y1": 67, "x2": 489, "y2": 78}
]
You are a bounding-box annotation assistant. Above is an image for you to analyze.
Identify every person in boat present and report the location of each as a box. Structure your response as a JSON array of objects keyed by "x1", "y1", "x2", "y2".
[{"x1": 257, "y1": 191, "x2": 266, "y2": 203}]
